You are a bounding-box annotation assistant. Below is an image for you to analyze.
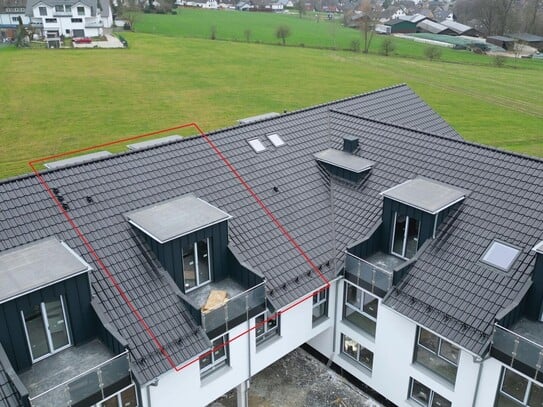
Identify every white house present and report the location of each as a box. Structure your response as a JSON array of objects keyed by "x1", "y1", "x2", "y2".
[
  {"x1": 0, "y1": 85, "x2": 542, "y2": 407},
  {"x1": 25, "y1": 0, "x2": 112, "y2": 43}
]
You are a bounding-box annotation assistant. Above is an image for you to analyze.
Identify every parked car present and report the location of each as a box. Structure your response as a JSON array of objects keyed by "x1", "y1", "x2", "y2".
[{"x1": 73, "y1": 37, "x2": 92, "y2": 44}]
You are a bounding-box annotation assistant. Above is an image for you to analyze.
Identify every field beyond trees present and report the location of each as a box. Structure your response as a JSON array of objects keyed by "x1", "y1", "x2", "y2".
[{"x1": 0, "y1": 10, "x2": 542, "y2": 178}]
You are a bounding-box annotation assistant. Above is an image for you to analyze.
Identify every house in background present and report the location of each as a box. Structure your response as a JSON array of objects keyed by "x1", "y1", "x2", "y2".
[
  {"x1": 25, "y1": 0, "x2": 112, "y2": 46},
  {"x1": 0, "y1": 85, "x2": 542, "y2": 407},
  {"x1": 0, "y1": 0, "x2": 29, "y2": 40}
]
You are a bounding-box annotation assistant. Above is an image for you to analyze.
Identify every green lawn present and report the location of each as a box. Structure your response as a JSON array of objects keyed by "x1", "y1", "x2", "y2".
[{"x1": 0, "y1": 16, "x2": 541, "y2": 178}]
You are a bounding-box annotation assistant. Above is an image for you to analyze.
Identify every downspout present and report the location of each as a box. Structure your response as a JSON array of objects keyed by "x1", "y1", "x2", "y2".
[
  {"x1": 471, "y1": 340, "x2": 491, "y2": 407},
  {"x1": 329, "y1": 277, "x2": 341, "y2": 365},
  {"x1": 146, "y1": 378, "x2": 159, "y2": 407}
]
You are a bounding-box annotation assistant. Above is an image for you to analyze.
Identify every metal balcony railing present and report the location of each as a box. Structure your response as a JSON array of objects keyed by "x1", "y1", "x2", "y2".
[
  {"x1": 201, "y1": 282, "x2": 266, "y2": 335},
  {"x1": 29, "y1": 351, "x2": 132, "y2": 407},
  {"x1": 491, "y1": 324, "x2": 543, "y2": 380},
  {"x1": 344, "y1": 252, "x2": 393, "y2": 297}
]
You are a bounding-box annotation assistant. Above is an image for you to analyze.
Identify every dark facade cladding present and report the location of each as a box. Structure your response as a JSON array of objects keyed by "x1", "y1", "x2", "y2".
[
  {"x1": 0, "y1": 274, "x2": 95, "y2": 372},
  {"x1": 1, "y1": 84, "x2": 542, "y2": 407}
]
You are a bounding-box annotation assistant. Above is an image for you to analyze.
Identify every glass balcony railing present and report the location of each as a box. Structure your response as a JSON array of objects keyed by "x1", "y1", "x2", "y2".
[
  {"x1": 28, "y1": 351, "x2": 132, "y2": 407},
  {"x1": 491, "y1": 324, "x2": 543, "y2": 380},
  {"x1": 344, "y1": 253, "x2": 393, "y2": 297},
  {"x1": 201, "y1": 282, "x2": 266, "y2": 335}
]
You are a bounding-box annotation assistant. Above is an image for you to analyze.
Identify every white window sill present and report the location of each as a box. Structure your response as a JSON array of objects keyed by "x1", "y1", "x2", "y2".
[
  {"x1": 256, "y1": 334, "x2": 281, "y2": 352},
  {"x1": 312, "y1": 316, "x2": 330, "y2": 328},
  {"x1": 200, "y1": 364, "x2": 231, "y2": 387},
  {"x1": 338, "y1": 353, "x2": 372, "y2": 377}
]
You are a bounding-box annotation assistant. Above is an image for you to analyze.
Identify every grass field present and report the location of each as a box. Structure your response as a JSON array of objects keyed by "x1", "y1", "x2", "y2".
[{"x1": 0, "y1": 10, "x2": 541, "y2": 178}]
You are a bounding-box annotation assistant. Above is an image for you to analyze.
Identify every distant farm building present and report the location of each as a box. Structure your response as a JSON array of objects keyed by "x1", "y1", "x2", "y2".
[
  {"x1": 487, "y1": 35, "x2": 516, "y2": 51},
  {"x1": 440, "y1": 20, "x2": 479, "y2": 37}
]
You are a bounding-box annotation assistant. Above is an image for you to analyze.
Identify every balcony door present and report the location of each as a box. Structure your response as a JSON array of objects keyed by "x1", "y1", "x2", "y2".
[{"x1": 21, "y1": 296, "x2": 71, "y2": 362}]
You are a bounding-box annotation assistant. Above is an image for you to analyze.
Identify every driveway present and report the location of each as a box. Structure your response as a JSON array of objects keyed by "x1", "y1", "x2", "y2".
[{"x1": 72, "y1": 34, "x2": 124, "y2": 49}]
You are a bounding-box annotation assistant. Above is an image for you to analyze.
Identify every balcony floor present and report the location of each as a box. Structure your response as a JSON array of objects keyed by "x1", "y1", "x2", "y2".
[
  {"x1": 19, "y1": 339, "x2": 114, "y2": 399},
  {"x1": 365, "y1": 251, "x2": 406, "y2": 272},
  {"x1": 511, "y1": 318, "x2": 543, "y2": 347},
  {"x1": 187, "y1": 278, "x2": 246, "y2": 310}
]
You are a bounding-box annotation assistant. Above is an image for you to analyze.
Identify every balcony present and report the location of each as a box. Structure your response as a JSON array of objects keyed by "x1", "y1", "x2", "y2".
[
  {"x1": 344, "y1": 252, "x2": 405, "y2": 297},
  {"x1": 491, "y1": 320, "x2": 543, "y2": 382},
  {"x1": 19, "y1": 340, "x2": 134, "y2": 407},
  {"x1": 186, "y1": 278, "x2": 266, "y2": 338}
]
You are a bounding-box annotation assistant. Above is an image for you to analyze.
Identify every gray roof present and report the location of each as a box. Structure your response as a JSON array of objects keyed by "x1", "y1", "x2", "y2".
[
  {"x1": 488, "y1": 35, "x2": 516, "y2": 42},
  {"x1": 0, "y1": 238, "x2": 91, "y2": 304},
  {"x1": 314, "y1": 149, "x2": 374, "y2": 173},
  {"x1": 25, "y1": 0, "x2": 97, "y2": 15},
  {"x1": 417, "y1": 19, "x2": 449, "y2": 34},
  {"x1": 399, "y1": 13, "x2": 427, "y2": 23},
  {"x1": 381, "y1": 177, "x2": 466, "y2": 215},
  {"x1": 440, "y1": 19, "x2": 474, "y2": 34},
  {"x1": 507, "y1": 33, "x2": 543, "y2": 42},
  {"x1": 0, "y1": 84, "x2": 483, "y2": 382},
  {"x1": 126, "y1": 194, "x2": 232, "y2": 244}
]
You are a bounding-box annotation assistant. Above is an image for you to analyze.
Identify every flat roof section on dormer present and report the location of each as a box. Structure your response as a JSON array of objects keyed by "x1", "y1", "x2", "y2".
[
  {"x1": 381, "y1": 177, "x2": 467, "y2": 215},
  {"x1": 125, "y1": 194, "x2": 232, "y2": 244},
  {"x1": 314, "y1": 148, "x2": 374, "y2": 173},
  {"x1": 0, "y1": 238, "x2": 91, "y2": 304}
]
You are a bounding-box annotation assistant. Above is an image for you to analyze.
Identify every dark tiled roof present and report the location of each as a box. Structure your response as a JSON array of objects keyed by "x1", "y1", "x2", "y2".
[
  {"x1": 0, "y1": 346, "x2": 24, "y2": 407},
  {"x1": 1, "y1": 84, "x2": 509, "y2": 384}
]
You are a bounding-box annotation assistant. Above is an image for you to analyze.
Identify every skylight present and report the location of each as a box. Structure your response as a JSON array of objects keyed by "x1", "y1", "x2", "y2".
[
  {"x1": 267, "y1": 133, "x2": 285, "y2": 147},
  {"x1": 481, "y1": 241, "x2": 520, "y2": 271},
  {"x1": 248, "y1": 138, "x2": 266, "y2": 153}
]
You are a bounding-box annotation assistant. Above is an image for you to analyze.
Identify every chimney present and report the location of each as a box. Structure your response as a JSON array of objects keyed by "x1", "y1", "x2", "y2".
[{"x1": 343, "y1": 135, "x2": 359, "y2": 154}]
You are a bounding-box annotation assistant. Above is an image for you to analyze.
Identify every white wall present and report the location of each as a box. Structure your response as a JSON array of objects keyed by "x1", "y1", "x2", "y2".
[
  {"x1": 142, "y1": 283, "x2": 336, "y2": 407},
  {"x1": 309, "y1": 279, "x2": 493, "y2": 407}
]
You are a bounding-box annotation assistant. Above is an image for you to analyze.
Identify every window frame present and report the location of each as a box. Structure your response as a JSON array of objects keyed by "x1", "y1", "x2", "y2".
[
  {"x1": 38, "y1": 6, "x2": 47, "y2": 16},
  {"x1": 94, "y1": 384, "x2": 138, "y2": 407},
  {"x1": 340, "y1": 334, "x2": 374, "y2": 371},
  {"x1": 391, "y1": 212, "x2": 420, "y2": 259},
  {"x1": 255, "y1": 310, "x2": 279, "y2": 346},
  {"x1": 497, "y1": 367, "x2": 543, "y2": 406},
  {"x1": 414, "y1": 327, "x2": 459, "y2": 384},
  {"x1": 312, "y1": 288, "x2": 328, "y2": 324},
  {"x1": 77, "y1": 6, "x2": 85, "y2": 15},
  {"x1": 343, "y1": 282, "x2": 378, "y2": 336},
  {"x1": 199, "y1": 334, "x2": 228, "y2": 377},
  {"x1": 182, "y1": 238, "x2": 212, "y2": 293},
  {"x1": 409, "y1": 378, "x2": 451, "y2": 407}
]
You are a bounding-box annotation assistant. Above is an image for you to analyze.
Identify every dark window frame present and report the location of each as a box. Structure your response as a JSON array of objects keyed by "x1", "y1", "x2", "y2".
[
  {"x1": 414, "y1": 327, "x2": 459, "y2": 384},
  {"x1": 341, "y1": 334, "x2": 374, "y2": 371},
  {"x1": 255, "y1": 310, "x2": 279, "y2": 346},
  {"x1": 199, "y1": 334, "x2": 228, "y2": 378},
  {"x1": 496, "y1": 367, "x2": 543, "y2": 406},
  {"x1": 343, "y1": 282, "x2": 378, "y2": 337},
  {"x1": 312, "y1": 288, "x2": 328, "y2": 324},
  {"x1": 409, "y1": 378, "x2": 451, "y2": 407}
]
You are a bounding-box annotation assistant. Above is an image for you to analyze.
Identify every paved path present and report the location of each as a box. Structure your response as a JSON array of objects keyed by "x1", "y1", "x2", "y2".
[{"x1": 72, "y1": 34, "x2": 124, "y2": 49}]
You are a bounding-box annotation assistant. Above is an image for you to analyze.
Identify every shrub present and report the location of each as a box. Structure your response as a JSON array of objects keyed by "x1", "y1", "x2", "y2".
[
  {"x1": 350, "y1": 39, "x2": 360, "y2": 52},
  {"x1": 276, "y1": 25, "x2": 291, "y2": 46},
  {"x1": 380, "y1": 37, "x2": 395, "y2": 56},
  {"x1": 424, "y1": 46, "x2": 442, "y2": 61},
  {"x1": 210, "y1": 25, "x2": 217, "y2": 40},
  {"x1": 493, "y1": 55, "x2": 506, "y2": 67}
]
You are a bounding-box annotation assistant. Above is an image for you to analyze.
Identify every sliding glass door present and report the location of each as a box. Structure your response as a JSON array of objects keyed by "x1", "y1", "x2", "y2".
[{"x1": 22, "y1": 296, "x2": 71, "y2": 362}]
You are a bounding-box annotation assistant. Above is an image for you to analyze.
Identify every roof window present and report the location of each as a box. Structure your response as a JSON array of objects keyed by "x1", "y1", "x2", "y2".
[
  {"x1": 248, "y1": 138, "x2": 266, "y2": 153},
  {"x1": 267, "y1": 133, "x2": 285, "y2": 147},
  {"x1": 481, "y1": 241, "x2": 520, "y2": 271}
]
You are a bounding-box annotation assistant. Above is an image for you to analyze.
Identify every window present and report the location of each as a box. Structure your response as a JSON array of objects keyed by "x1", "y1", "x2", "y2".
[
  {"x1": 267, "y1": 133, "x2": 285, "y2": 147},
  {"x1": 496, "y1": 367, "x2": 543, "y2": 406},
  {"x1": 343, "y1": 282, "x2": 378, "y2": 336},
  {"x1": 71, "y1": 18, "x2": 82, "y2": 22},
  {"x1": 96, "y1": 384, "x2": 137, "y2": 407},
  {"x1": 392, "y1": 213, "x2": 420, "y2": 258},
  {"x1": 482, "y1": 241, "x2": 520, "y2": 271},
  {"x1": 54, "y1": 5, "x2": 63, "y2": 12},
  {"x1": 39, "y1": 6, "x2": 47, "y2": 16},
  {"x1": 248, "y1": 138, "x2": 266, "y2": 153},
  {"x1": 409, "y1": 378, "x2": 451, "y2": 407},
  {"x1": 65, "y1": 4, "x2": 71, "y2": 11},
  {"x1": 77, "y1": 6, "x2": 85, "y2": 15},
  {"x1": 341, "y1": 335, "x2": 373, "y2": 371},
  {"x1": 45, "y1": 18, "x2": 57, "y2": 23},
  {"x1": 255, "y1": 311, "x2": 279, "y2": 346},
  {"x1": 182, "y1": 239, "x2": 211, "y2": 292},
  {"x1": 11, "y1": 16, "x2": 19, "y2": 22},
  {"x1": 200, "y1": 334, "x2": 228, "y2": 377},
  {"x1": 312, "y1": 288, "x2": 328, "y2": 324},
  {"x1": 414, "y1": 328, "x2": 459, "y2": 384},
  {"x1": 21, "y1": 296, "x2": 71, "y2": 362}
]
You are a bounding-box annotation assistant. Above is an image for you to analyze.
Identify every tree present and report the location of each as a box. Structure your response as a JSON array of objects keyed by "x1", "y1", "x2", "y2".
[
  {"x1": 424, "y1": 45, "x2": 442, "y2": 61},
  {"x1": 276, "y1": 25, "x2": 291, "y2": 46},
  {"x1": 244, "y1": 29, "x2": 252, "y2": 43},
  {"x1": 14, "y1": 16, "x2": 29, "y2": 48},
  {"x1": 358, "y1": 0, "x2": 378, "y2": 54},
  {"x1": 380, "y1": 37, "x2": 395, "y2": 56},
  {"x1": 296, "y1": 0, "x2": 305, "y2": 19}
]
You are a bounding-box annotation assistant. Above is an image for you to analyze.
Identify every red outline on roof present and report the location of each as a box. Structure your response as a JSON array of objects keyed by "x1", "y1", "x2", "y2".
[{"x1": 27, "y1": 123, "x2": 330, "y2": 375}]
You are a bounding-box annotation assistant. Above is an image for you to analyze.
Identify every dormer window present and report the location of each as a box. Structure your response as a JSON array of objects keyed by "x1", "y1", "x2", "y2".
[
  {"x1": 392, "y1": 214, "x2": 420, "y2": 259},
  {"x1": 183, "y1": 239, "x2": 211, "y2": 291}
]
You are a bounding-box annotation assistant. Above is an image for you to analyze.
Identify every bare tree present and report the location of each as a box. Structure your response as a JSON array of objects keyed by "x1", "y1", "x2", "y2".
[
  {"x1": 276, "y1": 25, "x2": 291, "y2": 46},
  {"x1": 296, "y1": 0, "x2": 305, "y2": 18},
  {"x1": 359, "y1": 0, "x2": 379, "y2": 54}
]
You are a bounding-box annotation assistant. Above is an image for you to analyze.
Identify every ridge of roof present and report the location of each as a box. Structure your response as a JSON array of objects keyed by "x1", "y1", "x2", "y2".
[{"x1": 330, "y1": 109, "x2": 543, "y2": 166}]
